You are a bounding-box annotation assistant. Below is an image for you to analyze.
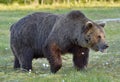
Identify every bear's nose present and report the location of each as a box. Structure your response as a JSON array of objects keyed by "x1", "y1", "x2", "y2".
[{"x1": 103, "y1": 44, "x2": 109, "y2": 49}]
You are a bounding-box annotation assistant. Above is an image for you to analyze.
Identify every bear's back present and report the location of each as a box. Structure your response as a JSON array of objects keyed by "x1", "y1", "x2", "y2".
[{"x1": 10, "y1": 12, "x2": 59, "y2": 58}]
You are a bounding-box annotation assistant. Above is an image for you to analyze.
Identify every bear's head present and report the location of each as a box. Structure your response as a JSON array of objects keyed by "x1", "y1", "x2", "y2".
[
  {"x1": 67, "y1": 10, "x2": 109, "y2": 52},
  {"x1": 82, "y1": 21, "x2": 109, "y2": 52}
]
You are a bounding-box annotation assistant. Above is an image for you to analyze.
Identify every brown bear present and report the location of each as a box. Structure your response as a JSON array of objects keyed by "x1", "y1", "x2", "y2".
[{"x1": 10, "y1": 10, "x2": 108, "y2": 73}]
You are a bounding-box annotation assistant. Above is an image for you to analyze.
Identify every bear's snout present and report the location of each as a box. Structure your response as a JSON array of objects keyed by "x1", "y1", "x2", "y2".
[{"x1": 99, "y1": 43, "x2": 109, "y2": 53}]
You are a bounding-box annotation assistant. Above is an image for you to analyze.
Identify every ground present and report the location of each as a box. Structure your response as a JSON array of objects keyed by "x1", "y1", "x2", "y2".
[{"x1": 0, "y1": 8, "x2": 120, "y2": 82}]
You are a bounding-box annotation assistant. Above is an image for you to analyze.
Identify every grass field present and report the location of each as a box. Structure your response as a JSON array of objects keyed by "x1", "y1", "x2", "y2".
[{"x1": 0, "y1": 7, "x2": 120, "y2": 82}]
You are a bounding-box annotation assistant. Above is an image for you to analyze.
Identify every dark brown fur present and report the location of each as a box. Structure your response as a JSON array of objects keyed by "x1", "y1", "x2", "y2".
[{"x1": 10, "y1": 10, "x2": 108, "y2": 73}]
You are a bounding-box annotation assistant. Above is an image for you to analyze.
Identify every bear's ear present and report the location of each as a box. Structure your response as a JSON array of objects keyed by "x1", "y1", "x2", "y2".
[
  {"x1": 83, "y1": 21, "x2": 93, "y2": 33},
  {"x1": 67, "y1": 10, "x2": 85, "y2": 20},
  {"x1": 99, "y1": 22, "x2": 105, "y2": 28}
]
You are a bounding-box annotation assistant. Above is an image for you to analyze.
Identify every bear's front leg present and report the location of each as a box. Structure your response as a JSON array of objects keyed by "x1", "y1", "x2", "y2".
[
  {"x1": 72, "y1": 47, "x2": 89, "y2": 70},
  {"x1": 43, "y1": 43, "x2": 62, "y2": 73}
]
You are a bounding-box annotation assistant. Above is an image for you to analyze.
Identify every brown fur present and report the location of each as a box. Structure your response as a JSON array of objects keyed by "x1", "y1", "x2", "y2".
[
  {"x1": 10, "y1": 10, "x2": 108, "y2": 73},
  {"x1": 49, "y1": 43, "x2": 62, "y2": 73}
]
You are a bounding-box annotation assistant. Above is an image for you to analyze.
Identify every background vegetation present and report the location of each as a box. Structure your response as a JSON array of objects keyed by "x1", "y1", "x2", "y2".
[
  {"x1": 0, "y1": 0, "x2": 120, "y2": 5},
  {"x1": 0, "y1": 0, "x2": 120, "y2": 82},
  {"x1": 0, "y1": 7, "x2": 120, "y2": 82},
  {"x1": 0, "y1": 0, "x2": 120, "y2": 10}
]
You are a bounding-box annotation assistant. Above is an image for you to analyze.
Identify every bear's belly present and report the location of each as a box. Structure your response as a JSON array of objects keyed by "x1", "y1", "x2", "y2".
[{"x1": 33, "y1": 53, "x2": 45, "y2": 59}]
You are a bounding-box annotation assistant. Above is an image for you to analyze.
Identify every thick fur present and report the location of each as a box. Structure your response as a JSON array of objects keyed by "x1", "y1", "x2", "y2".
[{"x1": 10, "y1": 10, "x2": 108, "y2": 73}]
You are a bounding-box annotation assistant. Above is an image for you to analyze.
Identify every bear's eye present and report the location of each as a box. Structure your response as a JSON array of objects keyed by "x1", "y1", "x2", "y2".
[
  {"x1": 87, "y1": 35, "x2": 90, "y2": 38},
  {"x1": 85, "y1": 35, "x2": 91, "y2": 43},
  {"x1": 85, "y1": 39, "x2": 89, "y2": 43},
  {"x1": 98, "y1": 35, "x2": 101, "y2": 39}
]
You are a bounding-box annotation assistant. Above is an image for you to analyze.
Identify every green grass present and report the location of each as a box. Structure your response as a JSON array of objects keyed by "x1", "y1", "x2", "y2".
[{"x1": 0, "y1": 7, "x2": 120, "y2": 82}]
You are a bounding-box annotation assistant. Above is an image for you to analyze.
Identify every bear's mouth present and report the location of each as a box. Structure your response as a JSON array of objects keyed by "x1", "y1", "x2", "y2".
[
  {"x1": 89, "y1": 44, "x2": 98, "y2": 52},
  {"x1": 91, "y1": 46, "x2": 107, "y2": 53},
  {"x1": 92, "y1": 48, "x2": 99, "y2": 52},
  {"x1": 99, "y1": 48, "x2": 106, "y2": 53}
]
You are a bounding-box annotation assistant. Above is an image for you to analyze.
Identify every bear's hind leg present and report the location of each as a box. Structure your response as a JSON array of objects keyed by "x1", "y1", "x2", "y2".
[
  {"x1": 11, "y1": 46, "x2": 20, "y2": 69},
  {"x1": 19, "y1": 48, "x2": 33, "y2": 71},
  {"x1": 14, "y1": 56, "x2": 20, "y2": 69},
  {"x1": 72, "y1": 47, "x2": 89, "y2": 70}
]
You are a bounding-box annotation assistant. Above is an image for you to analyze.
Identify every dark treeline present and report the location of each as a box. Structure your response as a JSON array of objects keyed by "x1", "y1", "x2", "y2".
[{"x1": 0, "y1": 0, "x2": 119, "y2": 5}]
